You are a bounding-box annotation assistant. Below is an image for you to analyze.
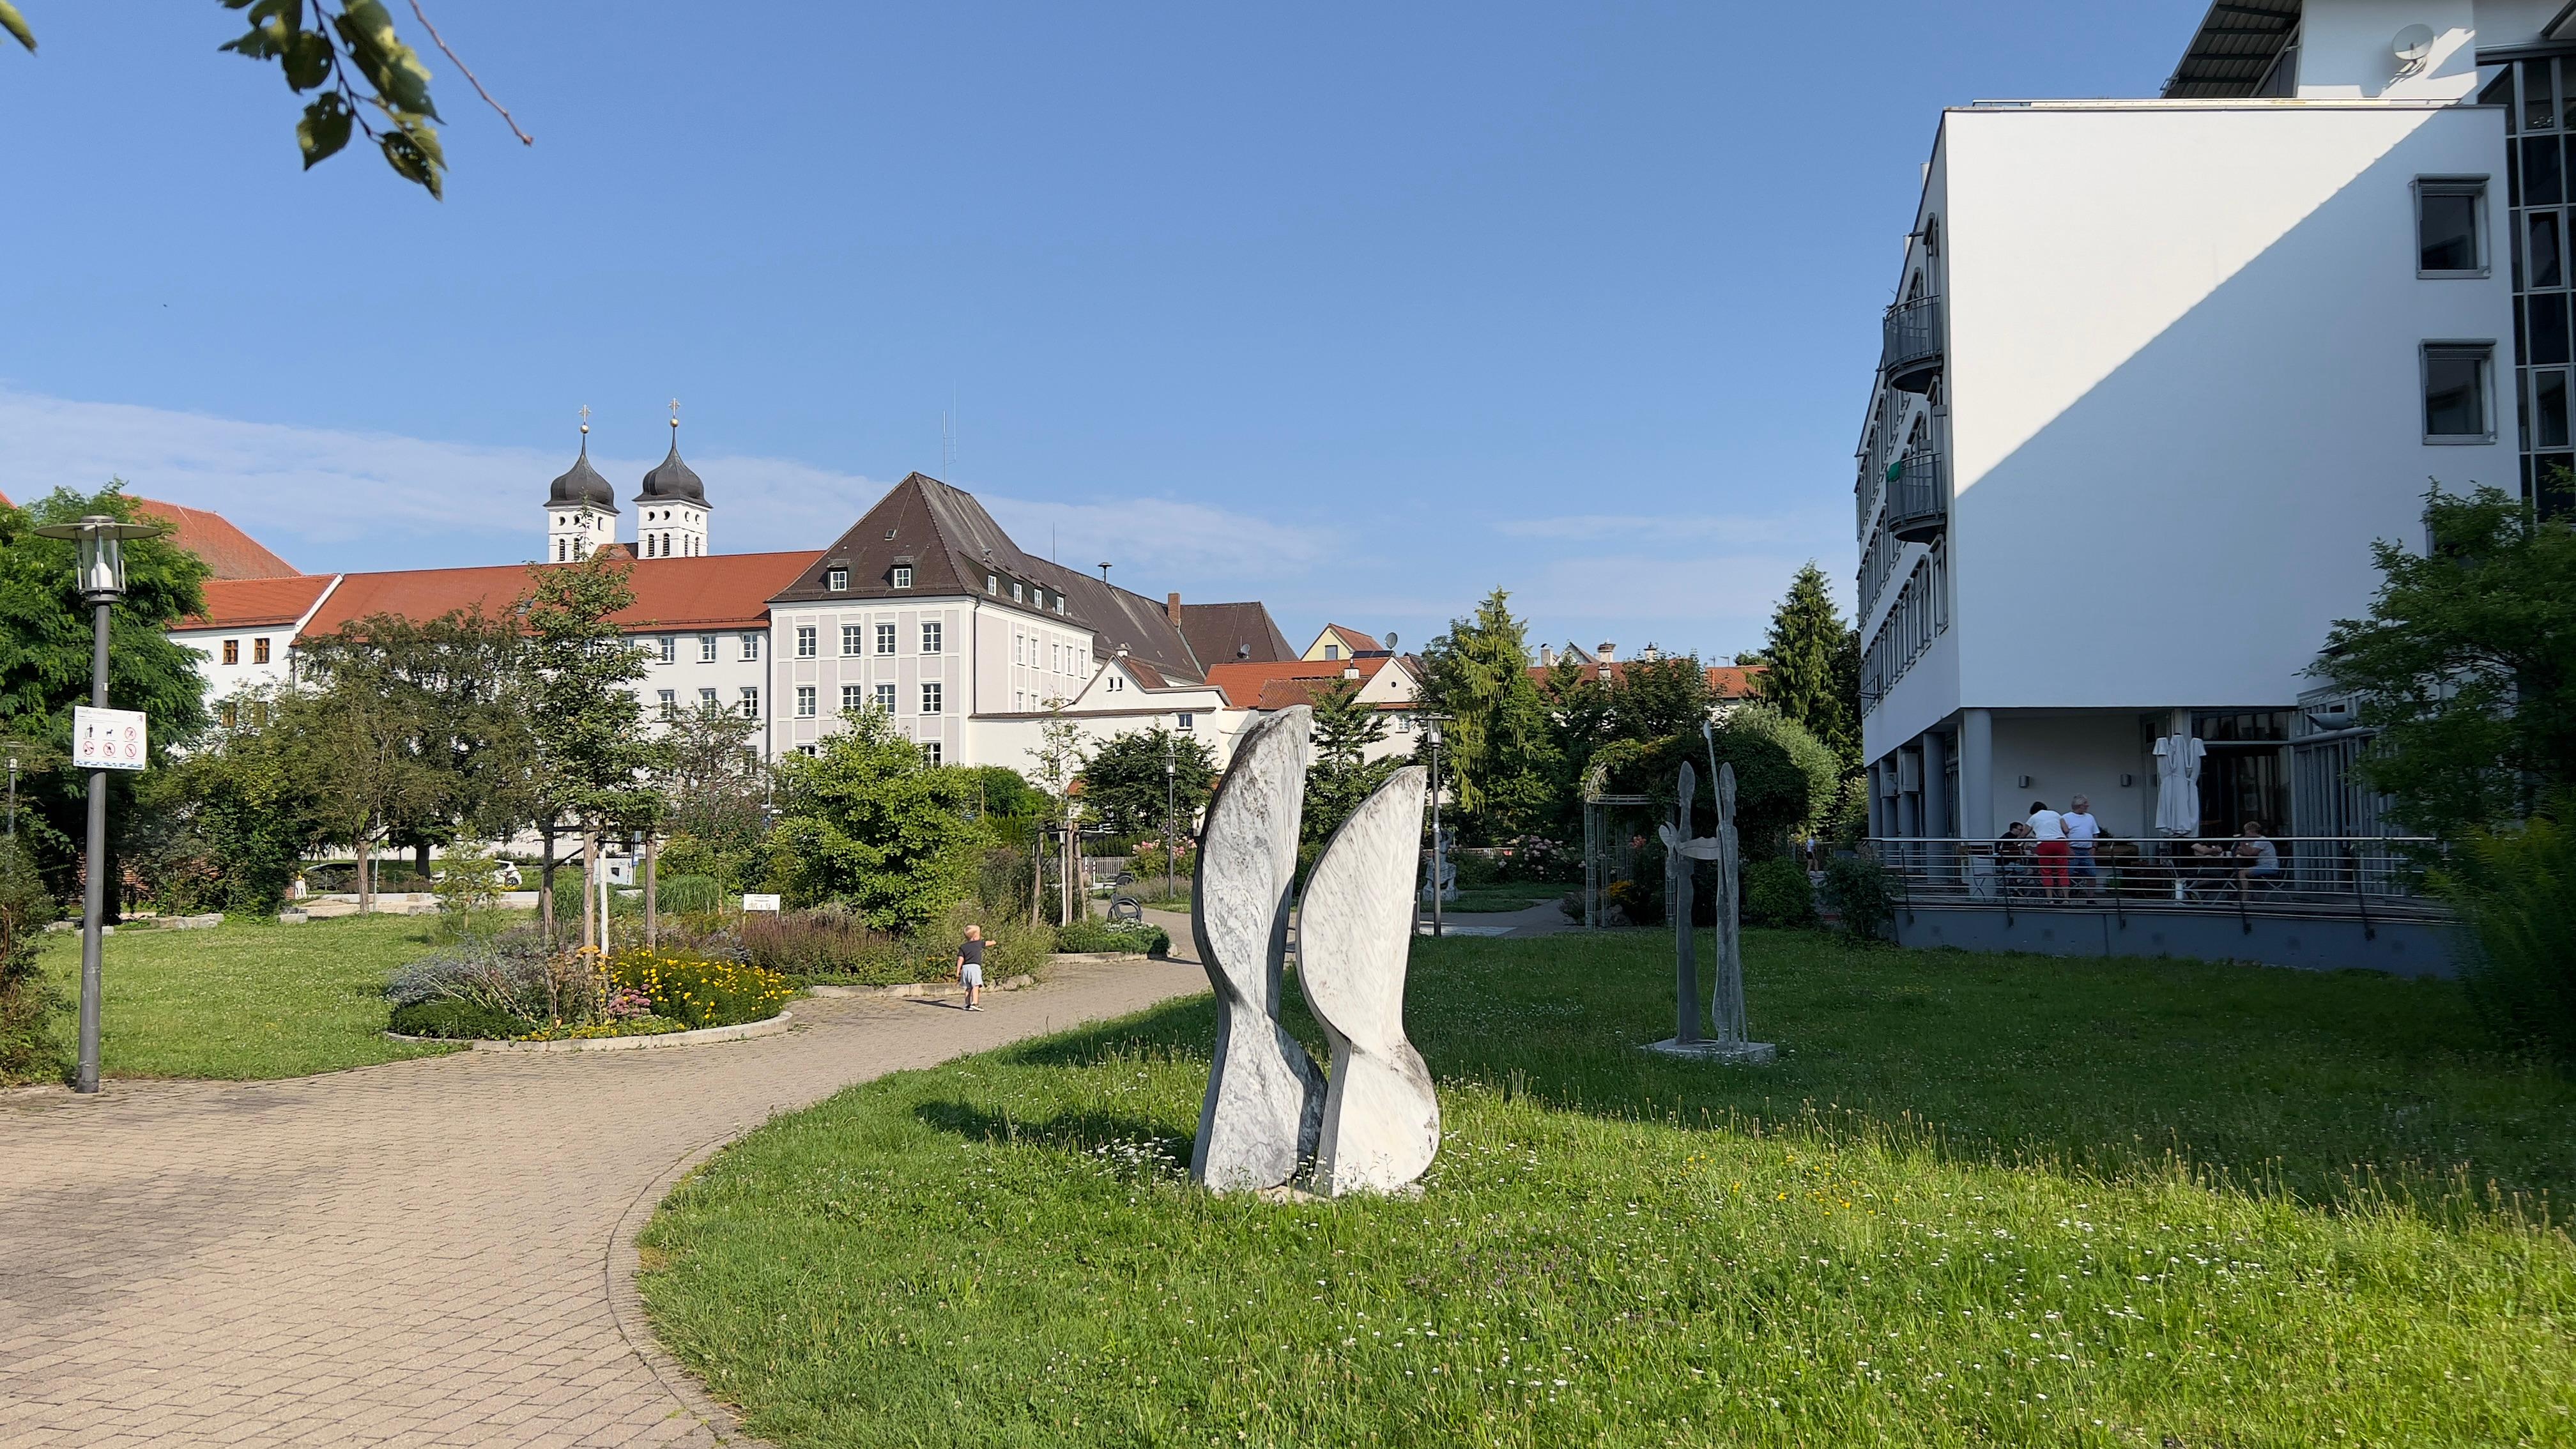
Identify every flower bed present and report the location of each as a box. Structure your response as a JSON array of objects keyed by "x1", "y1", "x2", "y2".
[
  {"x1": 740, "y1": 903, "x2": 1050, "y2": 986},
  {"x1": 383, "y1": 931, "x2": 791, "y2": 1041}
]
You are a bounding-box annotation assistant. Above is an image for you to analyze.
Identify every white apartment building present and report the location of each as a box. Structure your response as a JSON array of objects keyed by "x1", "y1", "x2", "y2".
[
  {"x1": 174, "y1": 434, "x2": 1301, "y2": 774},
  {"x1": 1855, "y1": 0, "x2": 2557, "y2": 851}
]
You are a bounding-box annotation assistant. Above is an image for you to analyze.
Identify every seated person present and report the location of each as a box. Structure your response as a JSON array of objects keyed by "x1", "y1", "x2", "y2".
[
  {"x1": 2233, "y1": 820, "x2": 2281, "y2": 891},
  {"x1": 1995, "y1": 820, "x2": 2037, "y2": 893}
]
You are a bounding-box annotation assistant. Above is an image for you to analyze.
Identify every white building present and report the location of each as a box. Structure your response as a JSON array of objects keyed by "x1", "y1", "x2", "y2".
[
  {"x1": 174, "y1": 436, "x2": 1302, "y2": 775},
  {"x1": 1855, "y1": 0, "x2": 2557, "y2": 850}
]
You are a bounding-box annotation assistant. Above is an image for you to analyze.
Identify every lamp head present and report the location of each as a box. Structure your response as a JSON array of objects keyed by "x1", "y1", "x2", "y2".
[{"x1": 31, "y1": 514, "x2": 164, "y2": 602}]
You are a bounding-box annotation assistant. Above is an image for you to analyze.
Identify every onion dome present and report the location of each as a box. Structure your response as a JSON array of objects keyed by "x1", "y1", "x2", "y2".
[
  {"x1": 548, "y1": 427, "x2": 618, "y2": 511},
  {"x1": 636, "y1": 415, "x2": 709, "y2": 508}
]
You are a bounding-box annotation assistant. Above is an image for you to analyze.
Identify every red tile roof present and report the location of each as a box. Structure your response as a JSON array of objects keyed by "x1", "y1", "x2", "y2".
[
  {"x1": 134, "y1": 498, "x2": 302, "y2": 580},
  {"x1": 181, "y1": 575, "x2": 340, "y2": 630},
  {"x1": 1320, "y1": 623, "x2": 1381, "y2": 654},
  {"x1": 303, "y1": 551, "x2": 822, "y2": 639},
  {"x1": 1208, "y1": 656, "x2": 1413, "y2": 709}
]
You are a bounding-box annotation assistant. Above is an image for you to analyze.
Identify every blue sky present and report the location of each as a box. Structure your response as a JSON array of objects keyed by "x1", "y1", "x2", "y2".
[{"x1": 0, "y1": 1, "x2": 2204, "y2": 660}]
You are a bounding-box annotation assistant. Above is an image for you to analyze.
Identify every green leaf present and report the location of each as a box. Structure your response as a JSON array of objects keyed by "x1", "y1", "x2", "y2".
[
  {"x1": 217, "y1": 0, "x2": 302, "y2": 60},
  {"x1": 379, "y1": 125, "x2": 444, "y2": 200},
  {"x1": 282, "y1": 29, "x2": 331, "y2": 89},
  {"x1": 333, "y1": 0, "x2": 440, "y2": 121},
  {"x1": 0, "y1": 1, "x2": 36, "y2": 54},
  {"x1": 296, "y1": 93, "x2": 352, "y2": 168}
]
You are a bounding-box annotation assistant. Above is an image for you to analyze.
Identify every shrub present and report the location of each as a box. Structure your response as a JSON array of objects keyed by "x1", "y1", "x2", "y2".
[
  {"x1": 740, "y1": 901, "x2": 1048, "y2": 985},
  {"x1": 1744, "y1": 858, "x2": 1816, "y2": 928},
  {"x1": 388, "y1": 998, "x2": 527, "y2": 1040},
  {"x1": 0, "y1": 838, "x2": 65, "y2": 1084},
  {"x1": 1820, "y1": 855, "x2": 1896, "y2": 942},
  {"x1": 434, "y1": 842, "x2": 506, "y2": 940},
  {"x1": 1055, "y1": 919, "x2": 1170, "y2": 956},
  {"x1": 606, "y1": 949, "x2": 793, "y2": 1029},
  {"x1": 2435, "y1": 807, "x2": 2576, "y2": 1062},
  {"x1": 657, "y1": 874, "x2": 723, "y2": 914}
]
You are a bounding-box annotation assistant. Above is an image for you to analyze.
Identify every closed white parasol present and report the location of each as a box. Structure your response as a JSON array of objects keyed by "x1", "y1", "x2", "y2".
[{"x1": 2151, "y1": 731, "x2": 2205, "y2": 836}]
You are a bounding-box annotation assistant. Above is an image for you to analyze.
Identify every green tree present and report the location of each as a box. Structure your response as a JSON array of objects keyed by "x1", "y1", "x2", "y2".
[
  {"x1": 958, "y1": 765, "x2": 1048, "y2": 825},
  {"x1": 1, "y1": 1, "x2": 533, "y2": 199},
  {"x1": 1609, "y1": 652, "x2": 1717, "y2": 744},
  {"x1": 1415, "y1": 588, "x2": 1559, "y2": 839},
  {"x1": 0, "y1": 485, "x2": 211, "y2": 908},
  {"x1": 517, "y1": 554, "x2": 663, "y2": 940},
  {"x1": 2314, "y1": 486, "x2": 2576, "y2": 837},
  {"x1": 146, "y1": 687, "x2": 334, "y2": 913},
  {"x1": 1310, "y1": 675, "x2": 1389, "y2": 765},
  {"x1": 1749, "y1": 562, "x2": 1861, "y2": 770},
  {"x1": 652, "y1": 700, "x2": 769, "y2": 866},
  {"x1": 772, "y1": 709, "x2": 986, "y2": 931},
  {"x1": 1080, "y1": 727, "x2": 1217, "y2": 839}
]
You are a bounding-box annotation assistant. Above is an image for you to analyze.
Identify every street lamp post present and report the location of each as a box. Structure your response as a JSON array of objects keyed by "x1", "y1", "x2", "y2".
[
  {"x1": 32, "y1": 514, "x2": 164, "y2": 1096},
  {"x1": 1426, "y1": 716, "x2": 1445, "y2": 939},
  {"x1": 1163, "y1": 733, "x2": 1177, "y2": 902},
  {"x1": 4, "y1": 746, "x2": 19, "y2": 839}
]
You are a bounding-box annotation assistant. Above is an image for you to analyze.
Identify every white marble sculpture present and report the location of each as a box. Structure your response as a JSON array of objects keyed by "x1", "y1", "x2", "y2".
[
  {"x1": 1188, "y1": 707, "x2": 1328, "y2": 1192},
  {"x1": 1300, "y1": 766, "x2": 1439, "y2": 1195}
]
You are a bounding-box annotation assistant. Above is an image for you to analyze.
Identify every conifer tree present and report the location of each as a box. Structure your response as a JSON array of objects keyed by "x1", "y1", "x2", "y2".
[
  {"x1": 1750, "y1": 562, "x2": 1861, "y2": 770},
  {"x1": 1416, "y1": 589, "x2": 1558, "y2": 836}
]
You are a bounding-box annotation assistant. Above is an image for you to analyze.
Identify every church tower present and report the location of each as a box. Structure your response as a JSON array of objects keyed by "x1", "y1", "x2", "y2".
[
  {"x1": 545, "y1": 412, "x2": 618, "y2": 562},
  {"x1": 633, "y1": 402, "x2": 711, "y2": 558}
]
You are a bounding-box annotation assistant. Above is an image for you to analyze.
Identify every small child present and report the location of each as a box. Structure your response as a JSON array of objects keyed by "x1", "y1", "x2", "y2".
[{"x1": 956, "y1": 924, "x2": 986, "y2": 1011}]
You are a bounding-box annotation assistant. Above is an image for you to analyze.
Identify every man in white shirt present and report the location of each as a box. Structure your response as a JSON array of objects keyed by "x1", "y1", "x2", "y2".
[
  {"x1": 2061, "y1": 794, "x2": 2103, "y2": 896},
  {"x1": 2027, "y1": 801, "x2": 2069, "y2": 900}
]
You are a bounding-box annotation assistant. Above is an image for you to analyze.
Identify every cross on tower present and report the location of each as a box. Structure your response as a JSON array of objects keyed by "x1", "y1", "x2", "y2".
[
  {"x1": 668, "y1": 397, "x2": 681, "y2": 429},
  {"x1": 577, "y1": 403, "x2": 590, "y2": 434}
]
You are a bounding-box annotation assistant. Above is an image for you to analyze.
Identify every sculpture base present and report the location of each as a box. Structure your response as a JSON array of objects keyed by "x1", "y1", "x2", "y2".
[{"x1": 1641, "y1": 1037, "x2": 1777, "y2": 1064}]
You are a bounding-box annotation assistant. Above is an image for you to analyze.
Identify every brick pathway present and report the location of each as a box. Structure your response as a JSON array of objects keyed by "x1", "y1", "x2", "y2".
[{"x1": 0, "y1": 953, "x2": 1208, "y2": 1447}]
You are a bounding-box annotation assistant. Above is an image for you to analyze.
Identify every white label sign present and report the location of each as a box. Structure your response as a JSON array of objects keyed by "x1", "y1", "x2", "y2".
[
  {"x1": 72, "y1": 707, "x2": 149, "y2": 772},
  {"x1": 740, "y1": 893, "x2": 782, "y2": 913}
]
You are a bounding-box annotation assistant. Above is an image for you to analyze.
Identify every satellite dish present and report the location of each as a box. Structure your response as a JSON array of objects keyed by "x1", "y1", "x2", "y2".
[
  {"x1": 2393, "y1": 24, "x2": 2435, "y2": 65},
  {"x1": 1383, "y1": 632, "x2": 1398, "y2": 650}
]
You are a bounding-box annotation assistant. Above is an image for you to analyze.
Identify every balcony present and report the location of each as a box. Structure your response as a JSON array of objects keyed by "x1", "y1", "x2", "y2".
[
  {"x1": 1880, "y1": 295, "x2": 1943, "y2": 393},
  {"x1": 1883, "y1": 448, "x2": 1945, "y2": 542}
]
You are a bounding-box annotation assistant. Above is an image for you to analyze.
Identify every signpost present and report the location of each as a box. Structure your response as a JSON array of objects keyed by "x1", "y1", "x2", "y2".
[{"x1": 741, "y1": 893, "x2": 782, "y2": 913}]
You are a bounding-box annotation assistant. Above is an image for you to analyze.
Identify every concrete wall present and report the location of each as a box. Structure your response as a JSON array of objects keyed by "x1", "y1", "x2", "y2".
[
  {"x1": 1942, "y1": 101, "x2": 2513, "y2": 717},
  {"x1": 1988, "y1": 711, "x2": 2154, "y2": 839},
  {"x1": 1892, "y1": 903, "x2": 2464, "y2": 978},
  {"x1": 2293, "y1": 0, "x2": 2480, "y2": 100}
]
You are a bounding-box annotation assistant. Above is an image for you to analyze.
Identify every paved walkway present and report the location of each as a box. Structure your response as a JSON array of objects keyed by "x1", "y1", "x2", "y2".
[{"x1": 0, "y1": 953, "x2": 1208, "y2": 1448}]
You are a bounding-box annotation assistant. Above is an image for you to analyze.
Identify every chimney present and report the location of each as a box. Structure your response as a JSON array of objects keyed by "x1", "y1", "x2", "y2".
[
  {"x1": 1539, "y1": 645, "x2": 1557, "y2": 668},
  {"x1": 1167, "y1": 591, "x2": 1183, "y2": 627},
  {"x1": 1597, "y1": 641, "x2": 1617, "y2": 663},
  {"x1": 1342, "y1": 664, "x2": 1360, "y2": 680}
]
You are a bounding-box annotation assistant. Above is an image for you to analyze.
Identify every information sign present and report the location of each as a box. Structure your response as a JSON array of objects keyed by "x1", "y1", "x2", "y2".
[
  {"x1": 741, "y1": 893, "x2": 782, "y2": 912},
  {"x1": 71, "y1": 707, "x2": 149, "y2": 772}
]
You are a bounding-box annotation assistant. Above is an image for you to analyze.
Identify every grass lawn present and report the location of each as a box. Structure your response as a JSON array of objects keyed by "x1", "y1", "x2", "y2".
[
  {"x1": 638, "y1": 931, "x2": 2576, "y2": 1446},
  {"x1": 1446, "y1": 884, "x2": 1573, "y2": 914},
  {"x1": 36, "y1": 913, "x2": 469, "y2": 1080}
]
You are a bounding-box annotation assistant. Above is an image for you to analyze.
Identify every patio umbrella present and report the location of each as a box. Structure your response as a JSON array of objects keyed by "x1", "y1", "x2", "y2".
[{"x1": 2152, "y1": 731, "x2": 2204, "y2": 836}]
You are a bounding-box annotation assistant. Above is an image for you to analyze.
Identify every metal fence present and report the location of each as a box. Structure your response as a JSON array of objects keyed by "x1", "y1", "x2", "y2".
[{"x1": 1867, "y1": 835, "x2": 2446, "y2": 923}]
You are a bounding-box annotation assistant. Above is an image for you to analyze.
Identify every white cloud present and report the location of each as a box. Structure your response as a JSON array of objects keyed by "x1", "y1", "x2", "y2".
[{"x1": 980, "y1": 494, "x2": 1335, "y2": 591}]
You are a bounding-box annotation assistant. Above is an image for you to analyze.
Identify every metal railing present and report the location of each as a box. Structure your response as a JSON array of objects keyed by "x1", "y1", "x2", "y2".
[
  {"x1": 1883, "y1": 450, "x2": 1945, "y2": 541},
  {"x1": 1867, "y1": 836, "x2": 2446, "y2": 926},
  {"x1": 1881, "y1": 296, "x2": 1944, "y2": 390}
]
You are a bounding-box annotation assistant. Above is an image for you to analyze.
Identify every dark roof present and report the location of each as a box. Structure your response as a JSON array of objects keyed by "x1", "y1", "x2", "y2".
[
  {"x1": 768, "y1": 473, "x2": 1209, "y2": 681},
  {"x1": 637, "y1": 429, "x2": 709, "y2": 508},
  {"x1": 2161, "y1": 0, "x2": 2299, "y2": 98},
  {"x1": 549, "y1": 438, "x2": 618, "y2": 512},
  {"x1": 1179, "y1": 601, "x2": 1294, "y2": 667}
]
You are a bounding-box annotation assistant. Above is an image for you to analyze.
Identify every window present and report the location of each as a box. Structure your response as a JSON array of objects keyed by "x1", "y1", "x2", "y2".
[
  {"x1": 220, "y1": 701, "x2": 238, "y2": 728},
  {"x1": 1013, "y1": 582, "x2": 1024, "y2": 602},
  {"x1": 698, "y1": 687, "x2": 719, "y2": 709},
  {"x1": 796, "y1": 686, "x2": 816, "y2": 718},
  {"x1": 657, "y1": 636, "x2": 677, "y2": 664},
  {"x1": 739, "y1": 687, "x2": 760, "y2": 719},
  {"x1": 842, "y1": 684, "x2": 864, "y2": 712},
  {"x1": 1395, "y1": 713, "x2": 1413, "y2": 733},
  {"x1": 699, "y1": 634, "x2": 719, "y2": 663},
  {"x1": 826, "y1": 568, "x2": 848, "y2": 592},
  {"x1": 221, "y1": 639, "x2": 239, "y2": 665},
  {"x1": 1177, "y1": 712, "x2": 1195, "y2": 731},
  {"x1": 798, "y1": 744, "x2": 818, "y2": 757},
  {"x1": 1108, "y1": 673, "x2": 1124, "y2": 693},
  {"x1": 1324, "y1": 643, "x2": 1341, "y2": 661},
  {"x1": 1013, "y1": 635, "x2": 1025, "y2": 665},
  {"x1": 841, "y1": 624, "x2": 864, "y2": 656},
  {"x1": 2417, "y1": 178, "x2": 2487, "y2": 276},
  {"x1": 2424, "y1": 343, "x2": 2497, "y2": 441},
  {"x1": 875, "y1": 623, "x2": 896, "y2": 656},
  {"x1": 740, "y1": 632, "x2": 762, "y2": 661},
  {"x1": 875, "y1": 683, "x2": 896, "y2": 713},
  {"x1": 1055, "y1": 595, "x2": 1066, "y2": 614},
  {"x1": 796, "y1": 625, "x2": 816, "y2": 659},
  {"x1": 892, "y1": 565, "x2": 914, "y2": 589},
  {"x1": 921, "y1": 683, "x2": 944, "y2": 714},
  {"x1": 253, "y1": 638, "x2": 271, "y2": 664},
  {"x1": 920, "y1": 741, "x2": 942, "y2": 765},
  {"x1": 921, "y1": 622, "x2": 943, "y2": 654},
  {"x1": 987, "y1": 574, "x2": 998, "y2": 594},
  {"x1": 659, "y1": 689, "x2": 678, "y2": 718}
]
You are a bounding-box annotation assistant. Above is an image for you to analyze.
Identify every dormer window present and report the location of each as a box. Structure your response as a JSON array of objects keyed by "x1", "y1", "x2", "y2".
[
  {"x1": 988, "y1": 574, "x2": 998, "y2": 594},
  {"x1": 826, "y1": 568, "x2": 848, "y2": 592},
  {"x1": 1012, "y1": 582, "x2": 1024, "y2": 602},
  {"x1": 1054, "y1": 596, "x2": 1065, "y2": 614},
  {"x1": 893, "y1": 565, "x2": 914, "y2": 589}
]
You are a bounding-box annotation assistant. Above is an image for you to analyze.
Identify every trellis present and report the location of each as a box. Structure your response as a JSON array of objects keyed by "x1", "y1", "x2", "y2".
[{"x1": 1580, "y1": 762, "x2": 1651, "y2": 928}]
